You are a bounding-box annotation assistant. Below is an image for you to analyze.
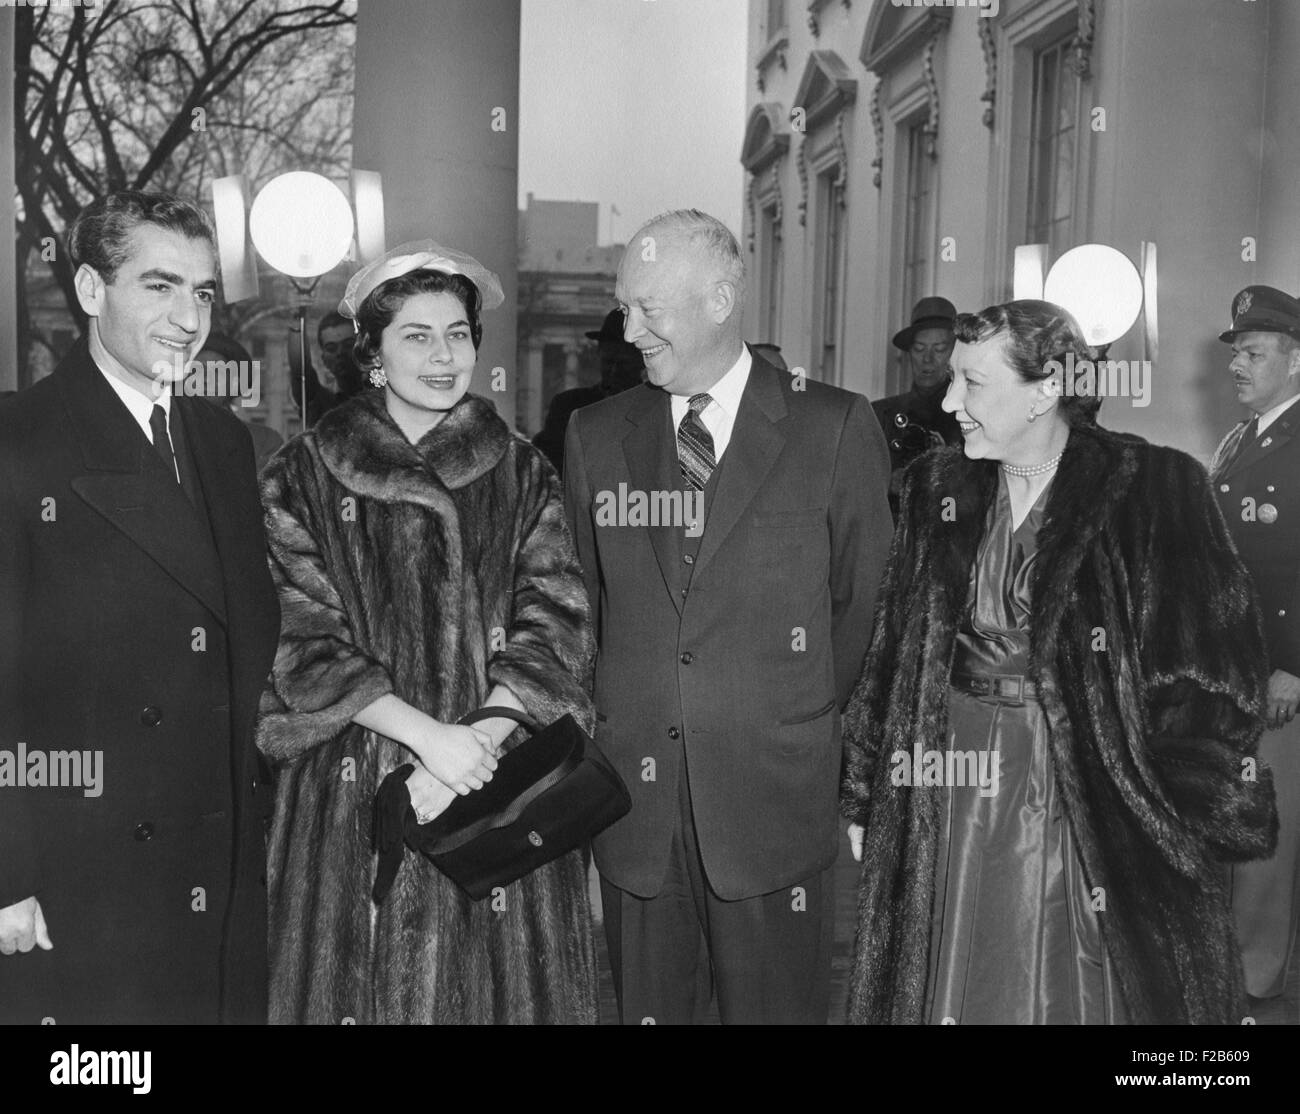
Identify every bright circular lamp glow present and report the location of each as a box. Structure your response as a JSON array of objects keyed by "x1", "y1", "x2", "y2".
[
  {"x1": 248, "y1": 171, "x2": 354, "y2": 278},
  {"x1": 1043, "y1": 243, "x2": 1144, "y2": 347}
]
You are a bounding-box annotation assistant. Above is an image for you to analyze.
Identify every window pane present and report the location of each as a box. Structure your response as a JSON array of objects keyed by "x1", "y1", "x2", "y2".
[{"x1": 1028, "y1": 35, "x2": 1078, "y2": 254}]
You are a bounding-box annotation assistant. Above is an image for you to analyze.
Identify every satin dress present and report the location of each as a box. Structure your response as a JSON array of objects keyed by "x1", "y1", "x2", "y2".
[{"x1": 924, "y1": 472, "x2": 1126, "y2": 1024}]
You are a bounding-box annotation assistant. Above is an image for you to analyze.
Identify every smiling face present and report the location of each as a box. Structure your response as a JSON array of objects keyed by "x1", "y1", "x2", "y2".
[
  {"x1": 943, "y1": 334, "x2": 1061, "y2": 461},
  {"x1": 75, "y1": 224, "x2": 216, "y2": 397},
  {"x1": 1229, "y1": 331, "x2": 1300, "y2": 415},
  {"x1": 615, "y1": 233, "x2": 739, "y2": 396},
  {"x1": 909, "y1": 326, "x2": 956, "y2": 391},
  {"x1": 378, "y1": 290, "x2": 477, "y2": 433}
]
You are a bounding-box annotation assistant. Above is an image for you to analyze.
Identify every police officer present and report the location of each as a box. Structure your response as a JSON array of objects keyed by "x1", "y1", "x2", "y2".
[
  {"x1": 1212, "y1": 284, "x2": 1300, "y2": 1001},
  {"x1": 872, "y1": 296, "x2": 963, "y2": 515}
]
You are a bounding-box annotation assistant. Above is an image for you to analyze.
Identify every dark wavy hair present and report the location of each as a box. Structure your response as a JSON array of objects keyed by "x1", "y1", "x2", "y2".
[
  {"x1": 953, "y1": 299, "x2": 1102, "y2": 427},
  {"x1": 353, "y1": 270, "x2": 483, "y2": 369},
  {"x1": 69, "y1": 190, "x2": 216, "y2": 283}
]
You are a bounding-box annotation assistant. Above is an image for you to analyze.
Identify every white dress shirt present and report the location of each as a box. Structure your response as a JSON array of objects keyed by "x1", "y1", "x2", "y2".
[
  {"x1": 669, "y1": 345, "x2": 752, "y2": 462},
  {"x1": 98, "y1": 365, "x2": 178, "y2": 480},
  {"x1": 1255, "y1": 391, "x2": 1300, "y2": 436}
]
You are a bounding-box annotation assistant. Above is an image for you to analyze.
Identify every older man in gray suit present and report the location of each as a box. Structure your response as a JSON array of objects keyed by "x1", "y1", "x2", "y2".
[{"x1": 564, "y1": 209, "x2": 892, "y2": 1023}]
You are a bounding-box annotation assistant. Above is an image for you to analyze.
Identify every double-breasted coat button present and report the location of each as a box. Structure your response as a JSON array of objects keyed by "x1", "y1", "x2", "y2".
[
  {"x1": 683, "y1": 554, "x2": 694, "y2": 565},
  {"x1": 1220, "y1": 484, "x2": 1230, "y2": 493},
  {"x1": 1267, "y1": 485, "x2": 1276, "y2": 493},
  {"x1": 140, "y1": 706, "x2": 162, "y2": 727},
  {"x1": 133, "y1": 822, "x2": 155, "y2": 842},
  {"x1": 680, "y1": 652, "x2": 693, "y2": 665},
  {"x1": 527, "y1": 830, "x2": 543, "y2": 847},
  {"x1": 668, "y1": 726, "x2": 681, "y2": 739}
]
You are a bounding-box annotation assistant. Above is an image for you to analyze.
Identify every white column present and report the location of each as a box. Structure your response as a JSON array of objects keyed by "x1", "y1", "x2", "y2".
[{"x1": 352, "y1": 0, "x2": 521, "y2": 425}]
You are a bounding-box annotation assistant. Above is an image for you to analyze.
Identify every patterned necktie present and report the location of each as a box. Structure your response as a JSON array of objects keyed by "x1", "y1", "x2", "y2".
[
  {"x1": 677, "y1": 393, "x2": 716, "y2": 491},
  {"x1": 149, "y1": 404, "x2": 179, "y2": 484}
]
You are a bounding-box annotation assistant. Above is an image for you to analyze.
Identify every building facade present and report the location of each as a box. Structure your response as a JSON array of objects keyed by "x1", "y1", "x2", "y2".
[
  {"x1": 516, "y1": 194, "x2": 623, "y2": 436},
  {"x1": 741, "y1": 0, "x2": 1300, "y2": 460}
]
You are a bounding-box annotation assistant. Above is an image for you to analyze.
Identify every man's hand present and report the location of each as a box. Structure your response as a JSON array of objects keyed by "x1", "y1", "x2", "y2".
[
  {"x1": 0, "y1": 896, "x2": 53, "y2": 955},
  {"x1": 848, "y1": 823, "x2": 865, "y2": 863},
  {"x1": 1267, "y1": 669, "x2": 1300, "y2": 728}
]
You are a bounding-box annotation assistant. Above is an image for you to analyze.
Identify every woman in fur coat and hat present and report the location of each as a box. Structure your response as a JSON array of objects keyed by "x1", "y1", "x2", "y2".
[
  {"x1": 256, "y1": 242, "x2": 598, "y2": 1024},
  {"x1": 842, "y1": 300, "x2": 1278, "y2": 1025}
]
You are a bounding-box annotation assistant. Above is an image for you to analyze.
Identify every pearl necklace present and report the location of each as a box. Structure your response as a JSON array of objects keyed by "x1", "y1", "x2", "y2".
[{"x1": 1001, "y1": 452, "x2": 1064, "y2": 478}]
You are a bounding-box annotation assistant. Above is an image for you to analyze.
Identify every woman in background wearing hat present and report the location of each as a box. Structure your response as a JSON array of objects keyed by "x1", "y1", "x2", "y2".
[
  {"x1": 841, "y1": 299, "x2": 1277, "y2": 1024},
  {"x1": 255, "y1": 241, "x2": 598, "y2": 1023}
]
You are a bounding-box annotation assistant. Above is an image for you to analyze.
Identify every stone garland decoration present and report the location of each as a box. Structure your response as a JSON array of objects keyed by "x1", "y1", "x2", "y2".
[
  {"x1": 833, "y1": 106, "x2": 850, "y2": 206},
  {"x1": 978, "y1": 11, "x2": 996, "y2": 129},
  {"x1": 922, "y1": 29, "x2": 940, "y2": 159},
  {"x1": 870, "y1": 82, "x2": 884, "y2": 189},
  {"x1": 796, "y1": 138, "x2": 809, "y2": 226},
  {"x1": 807, "y1": 0, "x2": 851, "y2": 39},
  {"x1": 1067, "y1": 0, "x2": 1096, "y2": 80}
]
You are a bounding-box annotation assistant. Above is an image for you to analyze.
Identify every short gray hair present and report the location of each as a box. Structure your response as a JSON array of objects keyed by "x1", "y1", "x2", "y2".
[{"x1": 637, "y1": 208, "x2": 745, "y2": 303}]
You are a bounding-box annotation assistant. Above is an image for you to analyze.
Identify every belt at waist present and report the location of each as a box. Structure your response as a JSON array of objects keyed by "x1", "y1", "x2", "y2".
[{"x1": 950, "y1": 671, "x2": 1038, "y2": 705}]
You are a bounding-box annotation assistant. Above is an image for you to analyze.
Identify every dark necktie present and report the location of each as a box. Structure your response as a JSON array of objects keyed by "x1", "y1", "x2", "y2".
[
  {"x1": 677, "y1": 393, "x2": 716, "y2": 491},
  {"x1": 149, "y1": 404, "x2": 179, "y2": 484}
]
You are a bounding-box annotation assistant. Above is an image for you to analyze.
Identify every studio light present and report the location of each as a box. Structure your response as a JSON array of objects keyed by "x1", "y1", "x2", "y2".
[
  {"x1": 1043, "y1": 243, "x2": 1145, "y2": 348},
  {"x1": 248, "y1": 171, "x2": 354, "y2": 279}
]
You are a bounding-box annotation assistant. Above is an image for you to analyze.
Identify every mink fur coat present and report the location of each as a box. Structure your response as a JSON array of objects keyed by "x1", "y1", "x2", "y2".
[
  {"x1": 840, "y1": 423, "x2": 1278, "y2": 1025},
  {"x1": 256, "y1": 389, "x2": 597, "y2": 1024}
]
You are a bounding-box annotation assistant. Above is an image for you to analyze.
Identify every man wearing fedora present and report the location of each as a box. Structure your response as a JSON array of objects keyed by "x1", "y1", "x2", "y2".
[
  {"x1": 1212, "y1": 284, "x2": 1300, "y2": 1003},
  {"x1": 871, "y1": 296, "x2": 963, "y2": 515},
  {"x1": 533, "y1": 308, "x2": 644, "y2": 476}
]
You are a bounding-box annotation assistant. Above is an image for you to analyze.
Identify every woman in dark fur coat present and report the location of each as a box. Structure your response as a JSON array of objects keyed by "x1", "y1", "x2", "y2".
[
  {"x1": 842, "y1": 300, "x2": 1278, "y2": 1025},
  {"x1": 256, "y1": 241, "x2": 597, "y2": 1024}
]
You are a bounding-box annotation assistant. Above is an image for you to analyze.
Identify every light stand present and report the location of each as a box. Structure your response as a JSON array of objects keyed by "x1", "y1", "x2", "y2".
[{"x1": 290, "y1": 277, "x2": 323, "y2": 432}]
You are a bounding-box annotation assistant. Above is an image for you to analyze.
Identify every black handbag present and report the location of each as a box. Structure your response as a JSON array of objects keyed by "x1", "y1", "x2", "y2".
[{"x1": 372, "y1": 706, "x2": 630, "y2": 902}]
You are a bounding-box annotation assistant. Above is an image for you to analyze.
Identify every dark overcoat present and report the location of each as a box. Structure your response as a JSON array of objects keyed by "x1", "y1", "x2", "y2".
[
  {"x1": 841, "y1": 423, "x2": 1278, "y2": 1024},
  {"x1": 0, "y1": 339, "x2": 280, "y2": 1024},
  {"x1": 256, "y1": 390, "x2": 597, "y2": 1024}
]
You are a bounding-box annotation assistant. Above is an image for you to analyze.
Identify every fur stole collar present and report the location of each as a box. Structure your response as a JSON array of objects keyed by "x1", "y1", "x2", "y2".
[
  {"x1": 908, "y1": 422, "x2": 1142, "y2": 641},
  {"x1": 311, "y1": 389, "x2": 511, "y2": 504}
]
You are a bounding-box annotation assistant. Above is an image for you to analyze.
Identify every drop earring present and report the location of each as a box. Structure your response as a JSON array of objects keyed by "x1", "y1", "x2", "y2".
[
  {"x1": 369, "y1": 364, "x2": 387, "y2": 388},
  {"x1": 1027, "y1": 403, "x2": 1038, "y2": 423}
]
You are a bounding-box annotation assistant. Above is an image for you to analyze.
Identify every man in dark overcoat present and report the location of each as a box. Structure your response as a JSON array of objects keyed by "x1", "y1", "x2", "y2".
[{"x1": 0, "y1": 191, "x2": 280, "y2": 1023}]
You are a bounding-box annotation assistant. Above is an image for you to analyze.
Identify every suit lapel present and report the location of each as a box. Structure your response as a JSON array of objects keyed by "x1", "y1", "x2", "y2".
[
  {"x1": 622, "y1": 387, "x2": 684, "y2": 616},
  {"x1": 1229, "y1": 408, "x2": 1297, "y2": 478},
  {"x1": 57, "y1": 344, "x2": 229, "y2": 625},
  {"x1": 694, "y1": 359, "x2": 787, "y2": 574}
]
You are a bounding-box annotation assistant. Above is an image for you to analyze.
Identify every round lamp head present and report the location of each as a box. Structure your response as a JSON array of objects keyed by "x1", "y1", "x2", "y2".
[
  {"x1": 248, "y1": 171, "x2": 354, "y2": 278},
  {"x1": 1043, "y1": 243, "x2": 1144, "y2": 347}
]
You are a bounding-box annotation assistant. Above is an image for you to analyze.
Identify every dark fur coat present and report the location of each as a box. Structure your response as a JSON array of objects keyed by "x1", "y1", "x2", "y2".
[
  {"x1": 257, "y1": 389, "x2": 597, "y2": 1024},
  {"x1": 840, "y1": 423, "x2": 1278, "y2": 1024}
]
